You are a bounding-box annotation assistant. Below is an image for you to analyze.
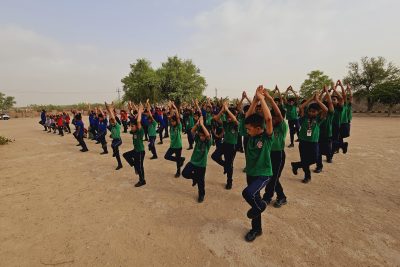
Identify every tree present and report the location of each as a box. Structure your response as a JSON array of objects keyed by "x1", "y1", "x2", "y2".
[
  {"x1": 157, "y1": 56, "x2": 207, "y2": 103},
  {"x1": 0, "y1": 92, "x2": 16, "y2": 112},
  {"x1": 121, "y1": 59, "x2": 160, "y2": 103},
  {"x1": 343, "y1": 56, "x2": 400, "y2": 111},
  {"x1": 371, "y1": 79, "x2": 400, "y2": 116},
  {"x1": 300, "y1": 70, "x2": 333, "y2": 98}
]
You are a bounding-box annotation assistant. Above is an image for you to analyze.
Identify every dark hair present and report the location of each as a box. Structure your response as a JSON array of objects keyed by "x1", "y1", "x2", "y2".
[
  {"x1": 170, "y1": 115, "x2": 177, "y2": 122},
  {"x1": 98, "y1": 114, "x2": 104, "y2": 118},
  {"x1": 75, "y1": 114, "x2": 82, "y2": 120},
  {"x1": 244, "y1": 113, "x2": 264, "y2": 128},
  {"x1": 243, "y1": 105, "x2": 250, "y2": 113},
  {"x1": 197, "y1": 127, "x2": 205, "y2": 135},
  {"x1": 228, "y1": 107, "x2": 237, "y2": 115},
  {"x1": 308, "y1": 103, "x2": 320, "y2": 111},
  {"x1": 274, "y1": 97, "x2": 280, "y2": 102}
]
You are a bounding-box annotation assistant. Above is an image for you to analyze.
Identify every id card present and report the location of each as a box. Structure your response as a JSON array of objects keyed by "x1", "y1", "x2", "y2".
[{"x1": 307, "y1": 129, "x2": 312, "y2": 137}]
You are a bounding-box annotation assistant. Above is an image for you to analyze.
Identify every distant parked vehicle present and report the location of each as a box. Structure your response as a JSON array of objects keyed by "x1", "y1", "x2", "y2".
[{"x1": 0, "y1": 113, "x2": 10, "y2": 120}]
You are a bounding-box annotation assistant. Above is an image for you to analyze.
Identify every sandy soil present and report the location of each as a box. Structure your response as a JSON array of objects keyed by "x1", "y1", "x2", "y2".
[{"x1": 1, "y1": 117, "x2": 399, "y2": 267}]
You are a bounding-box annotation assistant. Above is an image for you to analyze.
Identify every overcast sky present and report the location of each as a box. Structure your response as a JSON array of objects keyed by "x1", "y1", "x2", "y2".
[{"x1": 1, "y1": 0, "x2": 399, "y2": 106}]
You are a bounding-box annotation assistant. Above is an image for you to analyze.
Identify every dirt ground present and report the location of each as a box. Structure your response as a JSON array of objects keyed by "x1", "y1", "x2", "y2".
[{"x1": 1, "y1": 117, "x2": 399, "y2": 267}]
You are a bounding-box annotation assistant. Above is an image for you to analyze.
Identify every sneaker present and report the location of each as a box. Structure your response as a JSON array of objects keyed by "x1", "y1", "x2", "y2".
[
  {"x1": 76, "y1": 144, "x2": 81, "y2": 146},
  {"x1": 150, "y1": 155, "x2": 158, "y2": 160},
  {"x1": 187, "y1": 147, "x2": 193, "y2": 150},
  {"x1": 80, "y1": 148, "x2": 89, "y2": 152},
  {"x1": 157, "y1": 141, "x2": 163, "y2": 145},
  {"x1": 100, "y1": 151, "x2": 108, "y2": 155},
  {"x1": 343, "y1": 142, "x2": 348, "y2": 154},
  {"x1": 198, "y1": 195, "x2": 205, "y2": 203},
  {"x1": 273, "y1": 198, "x2": 287, "y2": 208},
  {"x1": 245, "y1": 229, "x2": 263, "y2": 242},
  {"x1": 288, "y1": 143, "x2": 294, "y2": 148},
  {"x1": 242, "y1": 168, "x2": 247, "y2": 173},
  {"x1": 295, "y1": 139, "x2": 299, "y2": 142},
  {"x1": 174, "y1": 172, "x2": 180, "y2": 178},
  {"x1": 262, "y1": 196, "x2": 271, "y2": 205},
  {"x1": 291, "y1": 162, "x2": 298, "y2": 175},
  {"x1": 225, "y1": 182, "x2": 232, "y2": 190},
  {"x1": 134, "y1": 180, "x2": 146, "y2": 187},
  {"x1": 115, "y1": 165, "x2": 123, "y2": 170},
  {"x1": 95, "y1": 141, "x2": 100, "y2": 144},
  {"x1": 313, "y1": 168, "x2": 322, "y2": 173},
  {"x1": 302, "y1": 177, "x2": 311, "y2": 184}
]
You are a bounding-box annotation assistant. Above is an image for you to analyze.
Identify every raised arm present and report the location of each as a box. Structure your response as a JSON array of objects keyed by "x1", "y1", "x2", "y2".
[
  {"x1": 256, "y1": 86, "x2": 273, "y2": 136},
  {"x1": 223, "y1": 101, "x2": 238, "y2": 125},
  {"x1": 136, "y1": 103, "x2": 143, "y2": 129},
  {"x1": 105, "y1": 102, "x2": 115, "y2": 121},
  {"x1": 264, "y1": 88, "x2": 283, "y2": 123}
]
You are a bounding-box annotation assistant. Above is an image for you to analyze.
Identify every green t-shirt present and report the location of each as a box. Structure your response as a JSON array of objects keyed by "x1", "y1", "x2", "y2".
[
  {"x1": 223, "y1": 121, "x2": 238, "y2": 145},
  {"x1": 284, "y1": 104, "x2": 298, "y2": 120},
  {"x1": 186, "y1": 115, "x2": 194, "y2": 129},
  {"x1": 132, "y1": 127, "x2": 144, "y2": 152},
  {"x1": 333, "y1": 106, "x2": 343, "y2": 126},
  {"x1": 111, "y1": 123, "x2": 121, "y2": 139},
  {"x1": 190, "y1": 135, "x2": 212, "y2": 168},
  {"x1": 319, "y1": 111, "x2": 334, "y2": 140},
  {"x1": 347, "y1": 103, "x2": 352, "y2": 122},
  {"x1": 245, "y1": 132, "x2": 273, "y2": 177},
  {"x1": 271, "y1": 121, "x2": 288, "y2": 151},
  {"x1": 238, "y1": 113, "x2": 247, "y2": 136},
  {"x1": 205, "y1": 112, "x2": 213, "y2": 127},
  {"x1": 148, "y1": 120, "x2": 158, "y2": 137},
  {"x1": 170, "y1": 123, "x2": 182, "y2": 149},
  {"x1": 299, "y1": 115, "x2": 323, "y2": 142},
  {"x1": 341, "y1": 104, "x2": 349, "y2": 124}
]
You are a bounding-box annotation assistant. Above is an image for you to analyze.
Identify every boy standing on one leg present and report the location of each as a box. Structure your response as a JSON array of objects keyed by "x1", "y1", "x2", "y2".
[{"x1": 105, "y1": 102, "x2": 123, "y2": 170}]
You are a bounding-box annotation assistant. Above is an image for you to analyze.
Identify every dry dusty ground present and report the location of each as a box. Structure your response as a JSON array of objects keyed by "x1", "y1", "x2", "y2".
[{"x1": 0, "y1": 117, "x2": 399, "y2": 267}]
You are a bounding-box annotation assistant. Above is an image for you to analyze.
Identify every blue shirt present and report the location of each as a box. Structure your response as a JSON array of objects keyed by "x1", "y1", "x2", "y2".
[
  {"x1": 75, "y1": 120, "x2": 84, "y2": 137},
  {"x1": 98, "y1": 119, "x2": 108, "y2": 133},
  {"x1": 40, "y1": 112, "x2": 46, "y2": 123}
]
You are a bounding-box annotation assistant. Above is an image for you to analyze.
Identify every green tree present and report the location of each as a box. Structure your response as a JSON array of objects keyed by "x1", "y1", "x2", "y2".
[
  {"x1": 0, "y1": 92, "x2": 16, "y2": 112},
  {"x1": 300, "y1": 70, "x2": 333, "y2": 98},
  {"x1": 371, "y1": 79, "x2": 400, "y2": 116},
  {"x1": 157, "y1": 56, "x2": 207, "y2": 103},
  {"x1": 343, "y1": 56, "x2": 400, "y2": 111},
  {"x1": 121, "y1": 59, "x2": 160, "y2": 103}
]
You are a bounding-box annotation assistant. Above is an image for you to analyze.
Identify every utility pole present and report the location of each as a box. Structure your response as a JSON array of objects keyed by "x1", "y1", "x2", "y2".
[
  {"x1": 215, "y1": 88, "x2": 218, "y2": 99},
  {"x1": 116, "y1": 87, "x2": 121, "y2": 102}
]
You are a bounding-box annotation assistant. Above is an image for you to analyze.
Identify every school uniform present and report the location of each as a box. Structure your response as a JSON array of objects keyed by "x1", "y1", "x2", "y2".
[
  {"x1": 123, "y1": 128, "x2": 146, "y2": 183},
  {"x1": 74, "y1": 119, "x2": 88, "y2": 151},
  {"x1": 148, "y1": 120, "x2": 158, "y2": 157},
  {"x1": 242, "y1": 131, "x2": 273, "y2": 234},
  {"x1": 339, "y1": 103, "x2": 351, "y2": 153},
  {"x1": 185, "y1": 114, "x2": 195, "y2": 149},
  {"x1": 40, "y1": 111, "x2": 47, "y2": 130},
  {"x1": 316, "y1": 111, "x2": 334, "y2": 170},
  {"x1": 291, "y1": 114, "x2": 324, "y2": 182},
  {"x1": 332, "y1": 105, "x2": 343, "y2": 153},
  {"x1": 164, "y1": 123, "x2": 184, "y2": 175},
  {"x1": 97, "y1": 119, "x2": 108, "y2": 153},
  {"x1": 182, "y1": 135, "x2": 212, "y2": 200},
  {"x1": 284, "y1": 103, "x2": 300, "y2": 145},
  {"x1": 57, "y1": 116, "x2": 64, "y2": 136},
  {"x1": 142, "y1": 114, "x2": 149, "y2": 141},
  {"x1": 163, "y1": 113, "x2": 169, "y2": 138},
  {"x1": 211, "y1": 120, "x2": 238, "y2": 187},
  {"x1": 109, "y1": 123, "x2": 123, "y2": 168},
  {"x1": 121, "y1": 111, "x2": 129, "y2": 133},
  {"x1": 236, "y1": 112, "x2": 246, "y2": 152},
  {"x1": 263, "y1": 121, "x2": 288, "y2": 202}
]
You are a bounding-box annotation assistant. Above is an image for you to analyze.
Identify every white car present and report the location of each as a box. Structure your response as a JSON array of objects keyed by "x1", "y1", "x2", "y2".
[{"x1": 0, "y1": 113, "x2": 10, "y2": 120}]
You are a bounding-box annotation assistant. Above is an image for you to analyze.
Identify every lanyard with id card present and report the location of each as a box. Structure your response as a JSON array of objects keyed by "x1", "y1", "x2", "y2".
[{"x1": 307, "y1": 118, "x2": 315, "y2": 137}]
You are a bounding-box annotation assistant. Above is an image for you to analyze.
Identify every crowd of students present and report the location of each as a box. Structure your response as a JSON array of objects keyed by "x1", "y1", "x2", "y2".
[{"x1": 39, "y1": 80, "x2": 352, "y2": 242}]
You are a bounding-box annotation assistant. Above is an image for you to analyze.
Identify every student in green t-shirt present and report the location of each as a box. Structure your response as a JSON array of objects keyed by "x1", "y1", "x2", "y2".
[
  {"x1": 105, "y1": 102, "x2": 123, "y2": 170},
  {"x1": 182, "y1": 115, "x2": 212, "y2": 203},
  {"x1": 290, "y1": 91, "x2": 328, "y2": 183},
  {"x1": 338, "y1": 82, "x2": 352, "y2": 154},
  {"x1": 164, "y1": 102, "x2": 186, "y2": 178},
  {"x1": 242, "y1": 85, "x2": 274, "y2": 242},
  {"x1": 146, "y1": 99, "x2": 158, "y2": 160},
  {"x1": 211, "y1": 101, "x2": 239, "y2": 190},
  {"x1": 263, "y1": 86, "x2": 288, "y2": 208},
  {"x1": 236, "y1": 91, "x2": 251, "y2": 153},
  {"x1": 283, "y1": 85, "x2": 300, "y2": 148},
  {"x1": 315, "y1": 86, "x2": 335, "y2": 173},
  {"x1": 123, "y1": 103, "x2": 147, "y2": 187},
  {"x1": 184, "y1": 108, "x2": 195, "y2": 150}
]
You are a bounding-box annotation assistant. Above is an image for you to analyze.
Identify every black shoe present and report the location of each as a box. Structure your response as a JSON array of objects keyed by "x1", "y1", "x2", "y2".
[
  {"x1": 295, "y1": 139, "x2": 299, "y2": 142},
  {"x1": 343, "y1": 142, "x2": 348, "y2": 154},
  {"x1": 135, "y1": 180, "x2": 146, "y2": 187},
  {"x1": 76, "y1": 144, "x2": 81, "y2": 146},
  {"x1": 198, "y1": 195, "x2": 204, "y2": 203},
  {"x1": 313, "y1": 168, "x2": 322, "y2": 173},
  {"x1": 247, "y1": 202, "x2": 266, "y2": 219},
  {"x1": 288, "y1": 143, "x2": 294, "y2": 148},
  {"x1": 262, "y1": 196, "x2": 271, "y2": 205},
  {"x1": 95, "y1": 141, "x2": 100, "y2": 144},
  {"x1": 178, "y1": 157, "x2": 185, "y2": 168},
  {"x1": 245, "y1": 229, "x2": 263, "y2": 242},
  {"x1": 174, "y1": 172, "x2": 180, "y2": 178},
  {"x1": 302, "y1": 177, "x2": 311, "y2": 184},
  {"x1": 115, "y1": 165, "x2": 123, "y2": 170},
  {"x1": 273, "y1": 198, "x2": 287, "y2": 208},
  {"x1": 80, "y1": 148, "x2": 89, "y2": 152},
  {"x1": 225, "y1": 182, "x2": 232, "y2": 190},
  {"x1": 187, "y1": 147, "x2": 193, "y2": 150},
  {"x1": 157, "y1": 141, "x2": 163, "y2": 145},
  {"x1": 144, "y1": 138, "x2": 148, "y2": 141},
  {"x1": 327, "y1": 158, "x2": 333, "y2": 163},
  {"x1": 291, "y1": 162, "x2": 298, "y2": 175},
  {"x1": 100, "y1": 151, "x2": 108, "y2": 155},
  {"x1": 150, "y1": 155, "x2": 158, "y2": 160}
]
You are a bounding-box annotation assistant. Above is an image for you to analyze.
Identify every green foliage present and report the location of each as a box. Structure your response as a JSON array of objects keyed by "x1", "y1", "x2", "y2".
[
  {"x1": 0, "y1": 136, "x2": 13, "y2": 145},
  {"x1": 158, "y1": 56, "x2": 207, "y2": 103},
  {"x1": 300, "y1": 70, "x2": 333, "y2": 98},
  {"x1": 121, "y1": 56, "x2": 206, "y2": 104},
  {"x1": 0, "y1": 92, "x2": 16, "y2": 112},
  {"x1": 343, "y1": 56, "x2": 400, "y2": 111},
  {"x1": 371, "y1": 79, "x2": 400, "y2": 116},
  {"x1": 121, "y1": 59, "x2": 160, "y2": 103}
]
